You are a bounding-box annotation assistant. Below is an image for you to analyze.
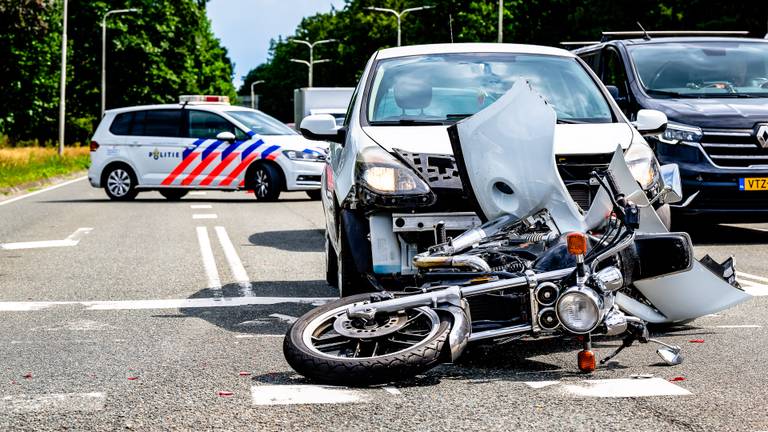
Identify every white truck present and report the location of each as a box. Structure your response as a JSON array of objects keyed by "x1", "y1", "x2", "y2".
[{"x1": 293, "y1": 87, "x2": 354, "y2": 129}]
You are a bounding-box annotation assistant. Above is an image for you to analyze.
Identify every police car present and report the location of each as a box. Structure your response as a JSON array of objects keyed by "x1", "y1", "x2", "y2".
[{"x1": 88, "y1": 95, "x2": 327, "y2": 201}]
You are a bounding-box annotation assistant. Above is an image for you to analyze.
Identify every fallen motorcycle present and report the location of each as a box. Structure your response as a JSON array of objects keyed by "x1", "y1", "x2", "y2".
[{"x1": 283, "y1": 82, "x2": 751, "y2": 386}]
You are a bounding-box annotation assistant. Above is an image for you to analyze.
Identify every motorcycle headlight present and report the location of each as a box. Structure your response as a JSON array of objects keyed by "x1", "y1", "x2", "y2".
[
  {"x1": 282, "y1": 149, "x2": 326, "y2": 162},
  {"x1": 624, "y1": 142, "x2": 661, "y2": 190},
  {"x1": 355, "y1": 146, "x2": 435, "y2": 207},
  {"x1": 658, "y1": 122, "x2": 703, "y2": 145},
  {"x1": 556, "y1": 287, "x2": 602, "y2": 334}
]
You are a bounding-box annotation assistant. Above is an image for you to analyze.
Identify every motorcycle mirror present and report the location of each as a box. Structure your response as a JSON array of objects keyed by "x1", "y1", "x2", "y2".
[{"x1": 656, "y1": 346, "x2": 683, "y2": 366}]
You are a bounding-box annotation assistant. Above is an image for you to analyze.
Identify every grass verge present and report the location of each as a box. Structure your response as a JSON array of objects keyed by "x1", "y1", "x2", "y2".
[{"x1": 0, "y1": 147, "x2": 90, "y2": 191}]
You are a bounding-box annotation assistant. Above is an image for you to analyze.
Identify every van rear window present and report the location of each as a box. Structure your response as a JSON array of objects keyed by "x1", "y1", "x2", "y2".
[{"x1": 109, "y1": 112, "x2": 132, "y2": 135}]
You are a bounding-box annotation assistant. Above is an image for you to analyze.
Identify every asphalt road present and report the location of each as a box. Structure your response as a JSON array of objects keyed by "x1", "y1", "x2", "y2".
[{"x1": 1, "y1": 178, "x2": 768, "y2": 431}]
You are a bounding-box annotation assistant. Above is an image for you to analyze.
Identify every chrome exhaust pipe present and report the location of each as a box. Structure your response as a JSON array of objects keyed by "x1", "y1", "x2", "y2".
[{"x1": 413, "y1": 254, "x2": 492, "y2": 272}]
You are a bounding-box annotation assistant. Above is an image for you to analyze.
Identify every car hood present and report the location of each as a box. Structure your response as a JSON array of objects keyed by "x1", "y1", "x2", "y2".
[
  {"x1": 362, "y1": 122, "x2": 634, "y2": 156},
  {"x1": 646, "y1": 97, "x2": 768, "y2": 129},
  {"x1": 258, "y1": 134, "x2": 328, "y2": 152}
]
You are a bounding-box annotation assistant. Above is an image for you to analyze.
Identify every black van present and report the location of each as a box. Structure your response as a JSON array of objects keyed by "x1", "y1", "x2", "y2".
[{"x1": 573, "y1": 33, "x2": 768, "y2": 219}]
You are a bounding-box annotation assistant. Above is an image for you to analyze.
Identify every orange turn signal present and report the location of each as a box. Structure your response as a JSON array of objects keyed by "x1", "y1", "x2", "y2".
[
  {"x1": 566, "y1": 232, "x2": 588, "y2": 256},
  {"x1": 578, "y1": 349, "x2": 596, "y2": 372}
]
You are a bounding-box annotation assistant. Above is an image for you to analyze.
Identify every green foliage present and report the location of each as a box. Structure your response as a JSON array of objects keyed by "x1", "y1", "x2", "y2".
[
  {"x1": 0, "y1": 146, "x2": 90, "y2": 190},
  {"x1": 0, "y1": 0, "x2": 235, "y2": 144},
  {"x1": 242, "y1": 0, "x2": 768, "y2": 122}
]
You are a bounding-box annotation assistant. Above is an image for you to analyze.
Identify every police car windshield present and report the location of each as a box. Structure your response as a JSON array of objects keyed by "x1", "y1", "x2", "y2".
[
  {"x1": 227, "y1": 110, "x2": 297, "y2": 135},
  {"x1": 367, "y1": 53, "x2": 614, "y2": 125},
  {"x1": 628, "y1": 41, "x2": 768, "y2": 98}
]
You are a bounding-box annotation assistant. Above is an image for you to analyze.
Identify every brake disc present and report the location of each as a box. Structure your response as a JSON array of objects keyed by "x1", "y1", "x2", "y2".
[{"x1": 333, "y1": 311, "x2": 408, "y2": 338}]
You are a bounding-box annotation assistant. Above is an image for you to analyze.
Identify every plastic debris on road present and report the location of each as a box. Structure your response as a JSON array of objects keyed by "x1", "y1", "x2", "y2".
[
  {"x1": 217, "y1": 391, "x2": 234, "y2": 397},
  {"x1": 669, "y1": 376, "x2": 686, "y2": 382}
]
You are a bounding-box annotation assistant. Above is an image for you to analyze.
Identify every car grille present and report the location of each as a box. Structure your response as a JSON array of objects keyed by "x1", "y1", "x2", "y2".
[
  {"x1": 393, "y1": 149, "x2": 463, "y2": 190},
  {"x1": 700, "y1": 127, "x2": 768, "y2": 168},
  {"x1": 557, "y1": 153, "x2": 612, "y2": 210}
]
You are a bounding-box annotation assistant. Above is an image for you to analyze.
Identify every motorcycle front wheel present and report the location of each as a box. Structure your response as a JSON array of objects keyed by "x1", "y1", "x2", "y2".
[{"x1": 283, "y1": 294, "x2": 451, "y2": 386}]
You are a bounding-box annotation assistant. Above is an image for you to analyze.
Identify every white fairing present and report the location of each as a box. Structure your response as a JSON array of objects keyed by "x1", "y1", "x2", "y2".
[
  {"x1": 455, "y1": 81, "x2": 751, "y2": 323},
  {"x1": 454, "y1": 81, "x2": 609, "y2": 233},
  {"x1": 606, "y1": 144, "x2": 753, "y2": 322}
]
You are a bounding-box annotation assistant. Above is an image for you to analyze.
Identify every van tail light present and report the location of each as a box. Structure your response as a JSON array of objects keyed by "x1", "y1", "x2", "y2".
[{"x1": 90, "y1": 141, "x2": 100, "y2": 152}]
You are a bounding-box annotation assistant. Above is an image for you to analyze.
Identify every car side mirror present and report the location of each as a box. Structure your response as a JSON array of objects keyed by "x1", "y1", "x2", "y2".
[
  {"x1": 605, "y1": 85, "x2": 620, "y2": 101},
  {"x1": 300, "y1": 114, "x2": 345, "y2": 144},
  {"x1": 216, "y1": 131, "x2": 236, "y2": 143},
  {"x1": 632, "y1": 109, "x2": 667, "y2": 136}
]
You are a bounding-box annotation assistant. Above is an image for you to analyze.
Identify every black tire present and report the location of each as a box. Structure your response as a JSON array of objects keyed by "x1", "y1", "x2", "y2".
[
  {"x1": 325, "y1": 234, "x2": 338, "y2": 287},
  {"x1": 306, "y1": 190, "x2": 322, "y2": 200},
  {"x1": 337, "y1": 223, "x2": 373, "y2": 297},
  {"x1": 283, "y1": 294, "x2": 452, "y2": 386},
  {"x1": 252, "y1": 164, "x2": 283, "y2": 202},
  {"x1": 103, "y1": 165, "x2": 138, "y2": 201},
  {"x1": 159, "y1": 189, "x2": 188, "y2": 201}
]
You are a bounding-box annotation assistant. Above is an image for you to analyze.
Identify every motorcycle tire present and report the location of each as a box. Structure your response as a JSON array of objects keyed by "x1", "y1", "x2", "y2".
[{"x1": 283, "y1": 294, "x2": 452, "y2": 386}]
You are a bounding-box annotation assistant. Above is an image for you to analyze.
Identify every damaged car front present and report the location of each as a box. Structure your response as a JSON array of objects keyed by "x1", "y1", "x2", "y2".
[{"x1": 299, "y1": 43, "x2": 672, "y2": 296}]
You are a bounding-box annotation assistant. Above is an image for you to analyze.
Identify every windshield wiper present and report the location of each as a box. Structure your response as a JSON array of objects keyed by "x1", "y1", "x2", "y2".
[
  {"x1": 369, "y1": 119, "x2": 446, "y2": 126},
  {"x1": 645, "y1": 89, "x2": 700, "y2": 98},
  {"x1": 703, "y1": 93, "x2": 755, "y2": 98},
  {"x1": 557, "y1": 118, "x2": 586, "y2": 124}
]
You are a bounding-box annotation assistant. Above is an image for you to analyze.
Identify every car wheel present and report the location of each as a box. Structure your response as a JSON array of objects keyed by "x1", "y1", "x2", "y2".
[
  {"x1": 104, "y1": 165, "x2": 138, "y2": 201},
  {"x1": 252, "y1": 164, "x2": 282, "y2": 202},
  {"x1": 337, "y1": 222, "x2": 373, "y2": 297},
  {"x1": 306, "y1": 190, "x2": 322, "y2": 200},
  {"x1": 325, "y1": 234, "x2": 338, "y2": 288},
  {"x1": 159, "y1": 189, "x2": 188, "y2": 201}
]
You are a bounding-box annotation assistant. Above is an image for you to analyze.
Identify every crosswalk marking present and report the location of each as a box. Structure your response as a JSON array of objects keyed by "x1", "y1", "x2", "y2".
[
  {"x1": 251, "y1": 385, "x2": 370, "y2": 406},
  {"x1": 525, "y1": 378, "x2": 690, "y2": 398},
  {"x1": 737, "y1": 272, "x2": 768, "y2": 296},
  {"x1": 0, "y1": 392, "x2": 105, "y2": 413}
]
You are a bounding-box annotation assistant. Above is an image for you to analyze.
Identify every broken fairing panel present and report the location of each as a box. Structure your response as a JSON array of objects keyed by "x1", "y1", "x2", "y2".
[
  {"x1": 606, "y1": 145, "x2": 752, "y2": 321},
  {"x1": 450, "y1": 80, "x2": 611, "y2": 233}
]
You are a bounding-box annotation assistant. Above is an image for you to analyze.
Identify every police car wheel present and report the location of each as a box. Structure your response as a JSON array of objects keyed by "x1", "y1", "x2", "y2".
[
  {"x1": 104, "y1": 166, "x2": 137, "y2": 201},
  {"x1": 159, "y1": 189, "x2": 188, "y2": 201},
  {"x1": 252, "y1": 164, "x2": 282, "y2": 202}
]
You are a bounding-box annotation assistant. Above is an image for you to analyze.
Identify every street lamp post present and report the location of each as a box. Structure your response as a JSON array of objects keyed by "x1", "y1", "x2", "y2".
[
  {"x1": 101, "y1": 8, "x2": 140, "y2": 117},
  {"x1": 58, "y1": 0, "x2": 68, "y2": 156},
  {"x1": 498, "y1": 0, "x2": 503, "y2": 43},
  {"x1": 250, "y1": 80, "x2": 264, "y2": 109},
  {"x1": 366, "y1": 6, "x2": 434, "y2": 47},
  {"x1": 290, "y1": 39, "x2": 337, "y2": 87}
]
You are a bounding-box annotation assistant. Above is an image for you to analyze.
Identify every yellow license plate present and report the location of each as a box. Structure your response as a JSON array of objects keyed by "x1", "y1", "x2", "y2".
[{"x1": 739, "y1": 178, "x2": 768, "y2": 191}]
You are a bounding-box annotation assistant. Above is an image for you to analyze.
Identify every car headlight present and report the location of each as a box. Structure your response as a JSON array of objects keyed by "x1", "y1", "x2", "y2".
[
  {"x1": 658, "y1": 122, "x2": 703, "y2": 145},
  {"x1": 624, "y1": 142, "x2": 661, "y2": 190},
  {"x1": 556, "y1": 287, "x2": 602, "y2": 334},
  {"x1": 355, "y1": 146, "x2": 435, "y2": 207},
  {"x1": 282, "y1": 149, "x2": 326, "y2": 162}
]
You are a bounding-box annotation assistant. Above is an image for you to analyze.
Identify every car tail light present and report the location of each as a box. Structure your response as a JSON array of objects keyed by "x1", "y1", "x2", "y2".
[{"x1": 89, "y1": 141, "x2": 100, "y2": 152}]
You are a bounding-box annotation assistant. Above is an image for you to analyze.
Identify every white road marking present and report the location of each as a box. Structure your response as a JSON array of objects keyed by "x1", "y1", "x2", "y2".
[
  {"x1": 737, "y1": 271, "x2": 768, "y2": 284},
  {"x1": 214, "y1": 226, "x2": 253, "y2": 295},
  {"x1": 0, "y1": 296, "x2": 334, "y2": 312},
  {"x1": 736, "y1": 272, "x2": 768, "y2": 296},
  {"x1": 524, "y1": 381, "x2": 560, "y2": 389},
  {"x1": 190, "y1": 204, "x2": 212, "y2": 209},
  {"x1": 251, "y1": 385, "x2": 370, "y2": 406},
  {"x1": 189, "y1": 191, "x2": 207, "y2": 196},
  {"x1": 0, "y1": 176, "x2": 87, "y2": 207},
  {"x1": 269, "y1": 313, "x2": 298, "y2": 324},
  {"x1": 562, "y1": 378, "x2": 690, "y2": 397},
  {"x1": 234, "y1": 334, "x2": 284, "y2": 339},
  {"x1": 382, "y1": 386, "x2": 401, "y2": 395},
  {"x1": 1, "y1": 227, "x2": 93, "y2": 250},
  {"x1": 193, "y1": 214, "x2": 217, "y2": 219},
  {"x1": 0, "y1": 392, "x2": 105, "y2": 413},
  {"x1": 196, "y1": 226, "x2": 221, "y2": 292}
]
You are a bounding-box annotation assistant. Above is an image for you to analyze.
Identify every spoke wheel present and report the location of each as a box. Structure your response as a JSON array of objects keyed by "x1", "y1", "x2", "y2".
[
  {"x1": 251, "y1": 164, "x2": 282, "y2": 201},
  {"x1": 284, "y1": 294, "x2": 452, "y2": 386}
]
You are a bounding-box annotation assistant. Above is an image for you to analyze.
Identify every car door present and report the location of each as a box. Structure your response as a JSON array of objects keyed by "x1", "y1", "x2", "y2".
[
  {"x1": 126, "y1": 109, "x2": 186, "y2": 186},
  {"x1": 169, "y1": 109, "x2": 251, "y2": 189}
]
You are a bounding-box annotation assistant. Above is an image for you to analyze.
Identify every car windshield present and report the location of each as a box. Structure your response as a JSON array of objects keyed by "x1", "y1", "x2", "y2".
[
  {"x1": 628, "y1": 41, "x2": 768, "y2": 98},
  {"x1": 227, "y1": 110, "x2": 297, "y2": 135},
  {"x1": 366, "y1": 53, "x2": 613, "y2": 125}
]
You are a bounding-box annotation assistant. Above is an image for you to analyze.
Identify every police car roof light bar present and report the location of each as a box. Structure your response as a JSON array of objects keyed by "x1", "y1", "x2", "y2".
[{"x1": 178, "y1": 95, "x2": 230, "y2": 104}]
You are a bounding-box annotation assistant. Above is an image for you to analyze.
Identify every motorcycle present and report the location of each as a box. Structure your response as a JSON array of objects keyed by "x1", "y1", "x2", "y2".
[{"x1": 283, "y1": 82, "x2": 751, "y2": 386}]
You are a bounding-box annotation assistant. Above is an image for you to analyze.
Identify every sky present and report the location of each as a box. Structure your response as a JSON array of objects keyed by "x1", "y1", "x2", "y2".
[{"x1": 207, "y1": 0, "x2": 346, "y2": 90}]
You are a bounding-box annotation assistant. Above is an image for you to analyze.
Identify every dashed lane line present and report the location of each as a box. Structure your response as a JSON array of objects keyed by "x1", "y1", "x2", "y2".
[
  {"x1": 0, "y1": 392, "x2": 105, "y2": 413},
  {"x1": 0, "y1": 176, "x2": 87, "y2": 207},
  {"x1": 214, "y1": 226, "x2": 253, "y2": 296},
  {"x1": 189, "y1": 191, "x2": 207, "y2": 196},
  {"x1": 0, "y1": 296, "x2": 334, "y2": 312},
  {"x1": 190, "y1": 204, "x2": 212, "y2": 209},
  {"x1": 251, "y1": 385, "x2": 373, "y2": 406},
  {"x1": 1, "y1": 227, "x2": 93, "y2": 250},
  {"x1": 193, "y1": 214, "x2": 218, "y2": 219},
  {"x1": 524, "y1": 377, "x2": 691, "y2": 397}
]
